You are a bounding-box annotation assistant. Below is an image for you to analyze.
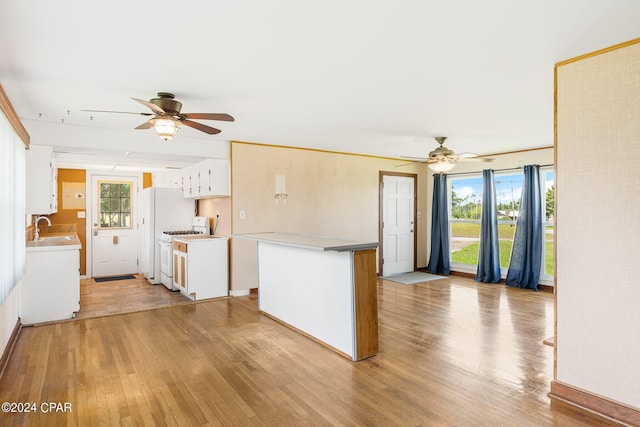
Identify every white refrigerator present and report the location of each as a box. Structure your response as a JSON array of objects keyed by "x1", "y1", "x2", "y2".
[{"x1": 140, "y1": 187, "x2": 194, "y2": 284}]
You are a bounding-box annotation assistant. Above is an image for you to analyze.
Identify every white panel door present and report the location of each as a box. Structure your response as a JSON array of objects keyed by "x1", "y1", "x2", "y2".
[
  {"x1": 91, "y1": 175, "x2": 139, "y2": 278},
  {"x1": 382, "y1": 175, "x2": 415, "y2": 275}
]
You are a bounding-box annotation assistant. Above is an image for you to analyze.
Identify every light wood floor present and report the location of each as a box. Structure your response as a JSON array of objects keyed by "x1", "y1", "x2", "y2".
[
  {"x1": 1, "y1": 276, "x2": 615, "y2": 426},
  {"x1": 75, "y1": 275, "x2": 193, "y2": 320}
]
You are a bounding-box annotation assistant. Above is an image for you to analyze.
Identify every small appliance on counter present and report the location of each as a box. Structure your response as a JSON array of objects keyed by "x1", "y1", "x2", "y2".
[{"x1": 158, "y1": 216, "x2": 210, "y2": 290}]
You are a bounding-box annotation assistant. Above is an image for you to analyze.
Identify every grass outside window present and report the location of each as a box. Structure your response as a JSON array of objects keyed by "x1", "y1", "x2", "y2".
[{"x1": 451, "y1": 223, "x2": 554, "y2": 274}]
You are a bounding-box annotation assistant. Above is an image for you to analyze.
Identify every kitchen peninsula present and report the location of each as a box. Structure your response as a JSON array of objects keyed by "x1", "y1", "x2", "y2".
[{"x1": 236, "y1": 232, "x2": 379, "y2": 361}]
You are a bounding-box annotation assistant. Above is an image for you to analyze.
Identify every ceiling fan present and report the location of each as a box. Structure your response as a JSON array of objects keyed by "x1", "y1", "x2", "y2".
[
  {"x1": 82, "y1": 92, "x2": 234, "y2": 141},
  {"x1": 400, "y1": 136, "x2": 493, "y2": 172}
]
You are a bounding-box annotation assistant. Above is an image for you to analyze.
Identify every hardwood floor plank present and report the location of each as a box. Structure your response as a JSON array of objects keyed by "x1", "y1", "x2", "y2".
[{"x1": 0, "y1": 276, "x2": 621, "y2": 426}]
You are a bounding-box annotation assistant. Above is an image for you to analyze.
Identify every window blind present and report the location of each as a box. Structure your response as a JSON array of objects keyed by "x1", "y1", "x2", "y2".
[{"x1": 0, "y1": 109, "x2": 26, "y2": 304}]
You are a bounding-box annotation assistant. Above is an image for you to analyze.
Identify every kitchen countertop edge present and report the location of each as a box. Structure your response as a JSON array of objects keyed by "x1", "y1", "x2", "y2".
[
  {"x1": 233, "y1": 232, "x2": 378, "y2": 252},
  {"x1": 26, "y1": 233, "x2": 82, "y2": 252}
]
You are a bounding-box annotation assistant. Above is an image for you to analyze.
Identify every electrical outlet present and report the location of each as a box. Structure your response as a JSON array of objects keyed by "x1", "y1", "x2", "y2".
[{"x1": 77, "y1": 211, "x2": 86, "y2": 219}]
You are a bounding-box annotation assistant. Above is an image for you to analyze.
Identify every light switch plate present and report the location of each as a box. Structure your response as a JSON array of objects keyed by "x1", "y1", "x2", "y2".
[{"x1": 77, "y1": 211, "x2": 86, "y2": 218}]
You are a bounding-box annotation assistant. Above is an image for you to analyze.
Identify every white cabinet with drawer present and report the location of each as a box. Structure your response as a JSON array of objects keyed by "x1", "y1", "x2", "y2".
[{"x1": 173, "y1": 236, "x2": 228, "y2": 301}]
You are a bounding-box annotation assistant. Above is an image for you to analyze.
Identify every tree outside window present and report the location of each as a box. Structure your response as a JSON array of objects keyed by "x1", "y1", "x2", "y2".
[{"x1": 98, "y1": 181, "x2": 132, "y2": 228}]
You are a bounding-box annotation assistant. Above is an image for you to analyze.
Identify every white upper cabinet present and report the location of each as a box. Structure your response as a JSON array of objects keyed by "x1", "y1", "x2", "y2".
[
  {"x1": 26, "y1": 145, "x2": 58, "y2": 215},
  {"x1": 182, "y1": 159, "x2": 230, "y2": 199},
  {"x1": 152, "y1": 170, "x2": 182, "y2": 189}
]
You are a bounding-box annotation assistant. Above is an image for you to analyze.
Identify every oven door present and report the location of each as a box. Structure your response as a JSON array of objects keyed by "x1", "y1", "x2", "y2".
[{"x1": 159, "y1": 239, "x2": 174, "y2": 290}]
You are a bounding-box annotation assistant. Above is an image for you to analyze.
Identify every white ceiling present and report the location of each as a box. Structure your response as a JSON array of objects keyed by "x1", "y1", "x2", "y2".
[{"x1": 1, "y1": 1, "x2": 638, "y2": 171}]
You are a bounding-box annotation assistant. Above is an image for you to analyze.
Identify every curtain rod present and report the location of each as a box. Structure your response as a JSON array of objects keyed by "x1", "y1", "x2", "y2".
[{"x1": 445, "y1": 164, "x2": 554, "y2": 177}]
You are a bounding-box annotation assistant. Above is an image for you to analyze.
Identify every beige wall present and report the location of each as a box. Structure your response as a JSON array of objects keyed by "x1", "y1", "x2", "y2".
[
  {"x1": 556, "y1": 40, "x2": 640, "y2": 409},
  {"x1": 47, "y1": 169, "x2": 87, "y2": 275},
  {"x1": 197, "y1": 197, "x2": 232, "y2": 237},
  {"x1": 229, "y1": 142, "x2": 428, "y2": 291}
]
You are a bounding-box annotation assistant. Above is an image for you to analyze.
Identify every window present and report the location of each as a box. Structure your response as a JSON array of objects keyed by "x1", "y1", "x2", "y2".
[
  {"x1": 494, "y1": 172, "x2": 524, "y2": 269},
  {"x1": 450, "y1": 176, "x2": 482, "y2": 270},
  {"x1": 0, "y1": 109, "x2": 26, "y2": 304},
  {"x1": 98, "y1": 181, "x2": 132, "y2": 228},
  {"x1": 542, "y1": 168, "x2": 555, "y2": 278},
  {"x1": 448, "y1": 167, "x2": 554, "y2": 281}
]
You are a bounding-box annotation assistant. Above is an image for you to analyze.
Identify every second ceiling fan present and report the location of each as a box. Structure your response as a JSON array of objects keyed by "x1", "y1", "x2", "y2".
[
  {"x1": 401, "y1": 136, "x2": 493, "y2": 172},
  {"x1": 84, "y1": 92, "x2": 234, "y2": 140}
]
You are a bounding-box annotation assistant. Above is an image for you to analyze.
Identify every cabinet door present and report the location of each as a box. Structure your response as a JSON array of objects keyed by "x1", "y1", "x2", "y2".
[
  {"x1": 181, "y1": 170, "x2": 192, "y2": 198},
  {"x1": 173, "y1": 249, "x2": 188, "y2": 292},
  {"x1": 26, "y1": 145, "x2": 58, "y2": 214},
  {"x1": 190, "y1": 169, "x2": 201, "y2": 198},
  {"x1": 196, "y1": 159, "x2": 231, "y2": 198},
  {"x1": 180, "y1": 252, "x2": 187, "y2": 293},
  {"x1": 210, "y1": 160, "x2": 230, "y2": 196},
  {"x1": 50, "y1": 160, "x2": 58, "y2": 213}
]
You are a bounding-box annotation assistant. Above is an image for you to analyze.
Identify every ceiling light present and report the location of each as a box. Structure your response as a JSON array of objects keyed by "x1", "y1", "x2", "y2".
[
  {"x1": 151, "y1": 118, "x2": 179, "y2": 141},
  {"x1": 427, "y1": 159, "x2": 456, "y2": 173}
]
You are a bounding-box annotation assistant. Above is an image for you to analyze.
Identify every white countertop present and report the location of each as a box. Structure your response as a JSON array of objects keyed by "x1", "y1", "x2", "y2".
[
  {"x1": 233, "y1": 232, "x2": 378, "y2": 252},
  {"x1": 173, "y1": 235, "x2": 229, "y2": 243},
  {"x1": 26, "y1": 234, "x2": 82, "y2": 252}
]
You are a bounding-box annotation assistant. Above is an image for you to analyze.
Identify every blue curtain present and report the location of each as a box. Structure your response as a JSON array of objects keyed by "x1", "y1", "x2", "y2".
[
  {"x1": 506, "y1": 165, "x2": 542, "y2": 290},
  {"x1": 427, "y1": 173, "x2": 450, "y2": 275},
  {"x1": 475, "y1": 169, "x2": 501, "y2": 283}
]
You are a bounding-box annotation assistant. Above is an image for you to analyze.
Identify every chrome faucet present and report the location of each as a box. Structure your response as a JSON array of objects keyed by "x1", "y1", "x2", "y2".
[{"x1": 34, "y1": 216, "x2": 52, "y2": 240}]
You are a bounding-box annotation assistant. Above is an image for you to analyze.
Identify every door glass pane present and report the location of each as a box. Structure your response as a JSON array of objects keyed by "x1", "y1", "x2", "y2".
[{"x1": 98, "y1": 181, "x2": 133, "y2": 228}]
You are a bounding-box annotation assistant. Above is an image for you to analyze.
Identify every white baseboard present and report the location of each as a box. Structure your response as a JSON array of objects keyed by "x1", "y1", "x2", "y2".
[{"x1": 230, "y1": 289, "x2": 251, "y2": 297}]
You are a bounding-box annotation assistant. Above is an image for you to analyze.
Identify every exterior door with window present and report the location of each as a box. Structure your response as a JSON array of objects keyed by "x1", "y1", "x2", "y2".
[
  {"x1": 382, "y1": 174, "x2": 415, "y2": 275},
  {"x1": 91, "y1": 176, "x2": 138, "y2": 278}
]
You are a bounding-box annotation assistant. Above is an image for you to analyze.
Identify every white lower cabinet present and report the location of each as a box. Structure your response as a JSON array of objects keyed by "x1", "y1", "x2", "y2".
[
  {"x1": 22, "y1": 246, "x2": 80, "y2": 324},
  {"x1": 173, "y1": 236, "x2": 228, "y2": 301}
]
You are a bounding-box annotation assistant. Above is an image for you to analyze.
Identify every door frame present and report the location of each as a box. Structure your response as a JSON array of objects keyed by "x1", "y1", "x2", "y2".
[
  {"x1": 86, "y1": 170, "x2": 143, "y2": 279},
  {"x1": 378, "y1": 171, "x2": 418, "y2": 276}
]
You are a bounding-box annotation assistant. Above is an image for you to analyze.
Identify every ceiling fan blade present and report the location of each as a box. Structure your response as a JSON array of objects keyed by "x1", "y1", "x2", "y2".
[
  {"x1": 181, "y1": 113, "x2": 235, "y2": 122},
  {"x1": 395, "y1": 160, "x2": 423, "y2": 167},
  {"x1": 81, "y1": 109, "x2": 153, "y2": 116},
  {"x1": 400, "y1": 155, "x2": 428, "y2": 161},
  {"x1": 458, "y1": 157, "x2": 494, "y2": 162},
  {"x1": 456, "y1": 152, "x2": 479, "y2": 159},
  {"x1": 182, "y1": 120, "x2": 221, "y2": 135},
  {"x1": 135, "y1": 121, "x2": 153, "y2": 130},
  {"x1": 132, "y1": 97, "x2": 165, "y2": 114}
]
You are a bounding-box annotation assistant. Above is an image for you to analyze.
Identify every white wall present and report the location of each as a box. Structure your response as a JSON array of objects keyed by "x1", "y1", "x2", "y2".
[
  {"x1": 556, "y1": 41, "x2": 640, "y2": 409},
  {"x1": 229, "y1": 142, "x2": 428, "y2": 291}
]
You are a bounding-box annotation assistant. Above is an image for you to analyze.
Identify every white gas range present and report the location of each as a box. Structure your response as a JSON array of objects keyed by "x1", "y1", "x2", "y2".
[{"x1": 158, "y1": 216, "x2": 210, "y2": 290}]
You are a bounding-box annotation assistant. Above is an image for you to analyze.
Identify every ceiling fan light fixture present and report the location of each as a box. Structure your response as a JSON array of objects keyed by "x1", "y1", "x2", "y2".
[
  {"x1": 151, "y1": 118, "x2": 179, "y2": 141},
  {"x1": 428, "y1": 159, "x2": 456, "y2": 173}
]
